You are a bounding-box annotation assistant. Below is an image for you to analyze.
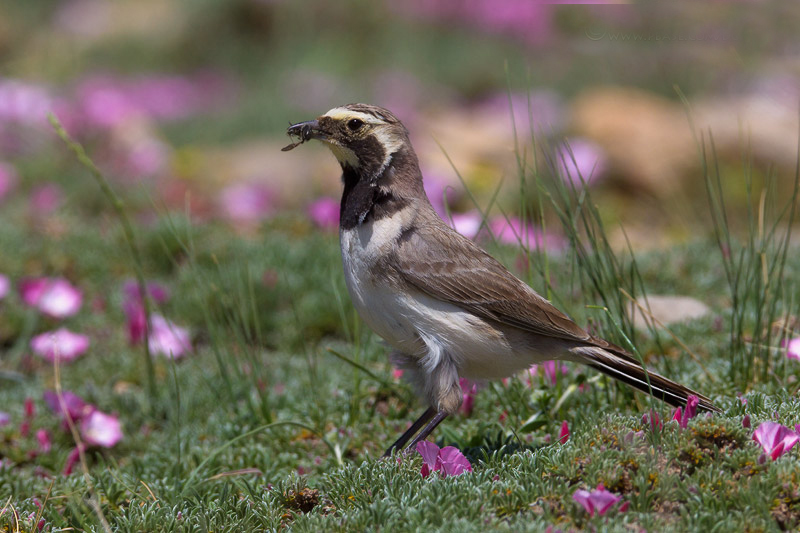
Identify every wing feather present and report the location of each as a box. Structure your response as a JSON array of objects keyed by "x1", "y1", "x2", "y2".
[{"x1": 391, "y1": 224, "x2": 590, "y2": 343}]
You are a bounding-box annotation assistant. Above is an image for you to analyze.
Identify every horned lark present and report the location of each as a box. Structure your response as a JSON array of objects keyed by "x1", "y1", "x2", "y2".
[{"x1": 284, "y1": 103, "x2": 717, "y2": 456}]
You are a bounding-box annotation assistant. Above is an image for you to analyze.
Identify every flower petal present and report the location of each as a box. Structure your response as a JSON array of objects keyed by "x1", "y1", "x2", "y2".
[
  {"x1": 80, "y1": 410, "x2": 123, "y2": 448},
  {"x1": 31, "y1": 328, "x2": 90, "y2": 362},
  {"x1": 437, "y1": 446, "x2": 472, "y2": 477},
  {"x1": 415, "y1": 440, "x2": 440, "y2": 468}
]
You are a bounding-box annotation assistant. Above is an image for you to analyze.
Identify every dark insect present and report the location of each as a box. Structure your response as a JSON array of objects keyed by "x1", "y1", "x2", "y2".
[{"x1": 281, "y1": 122, "x2": 314, "y2": 152}]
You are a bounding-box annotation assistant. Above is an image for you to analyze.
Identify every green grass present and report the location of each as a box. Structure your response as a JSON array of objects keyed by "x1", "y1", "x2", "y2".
[{"x1": 2, "y1": 181, "x2": 800, "y2": 531}]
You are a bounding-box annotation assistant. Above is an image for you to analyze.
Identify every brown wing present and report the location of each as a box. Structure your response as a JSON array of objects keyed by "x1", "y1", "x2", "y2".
[{"x1": 391, "y1": 221, "x2": 591, "y2": 343}]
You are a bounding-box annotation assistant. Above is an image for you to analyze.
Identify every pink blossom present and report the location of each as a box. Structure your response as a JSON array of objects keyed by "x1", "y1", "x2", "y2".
[
  {"x1": 20, "y1": 277, "x2": 82, "y2": 319},
  {"x1": 62, "y1": 444, "x2": 85, "y2": 476},
  {"x1": 743, "y1": 415, "x2": 751, "y2": 428},
  {"x1": 122, "y1": 280, "x2": 170, "y2": 305},
  {"x1": 572, "y1": 484, "x2": 622, "y2": 517},
  {"x1": 558, "y1": 421, "x2": 570, "y2": 444},
  {"x1": 148, "y1": 314, "x2": 191, "y2": 358},
  {"x1": 752, "y1": 421, "x2": 799, "y2": 461},
  {"x1": 124, "y1": 302, "x2": 146, "y2": 344},
  {"x1": 0, "y1": 78, "x2": 53, "y2": 125},
  {"x1": 24, "y1": 397, "x2": 35, "y2": 419},
  {"x1": 424, "y1": 174, "x2": 460, "y2": 220},
  {"x1": 459, "y1": 378, "x2": 478, "y2": 416},
  {"x1": 29, "y1": 183, "x2": 64, "y2": 216},
  {"x1": 0, "y1": 161, "x2": 17, "y2": 203},
  {"x1": 642, "y1": 410, "x2": 663, "y2": 432},
  {"x1": 489, "y1": 216, "x2": 565, "y2": 251},
  {"x1": 122, "y1": 280, "x2": 170, "y2": 345},
  {"x1": 0, "y1": 412, "x2": 10, "y2": 427},
  {"x1": 219, "y1": 182, "x2": 275, "y2": 224},
  {"x1": 43, "y1": 390, "x2": 88, "y2": 424},
  {"x1": 672, "y1": 395, "x2": 700, "y2": 429},
  {"x1": 556, "y1": 138, "x2": 608, "y2": 186},
  {"x1": 31, "y1": 328, "x2": 90, "y2": 362},
  {"x1": 307, "y1": 197, "x2": 339, "y2": 230},
  {"x1": 542, "y1": 360, "x2": 569, "y2": 386},
  {"x1": 76, "y1": 73, "x2": 233, "y2": 129},
  {"x1": 448, "y1": 211, "x2": 483, "y2": 239},
  {"x1": 80, "y1": 410, "x2": 123, "y2": 448},
  {"x1": 416, "y1": 440, "x2": 472, "y2": 478},
  {"x1": 36, "y1": 429, "x2": 52, "y2": 453},
  {"x1": 0, "y1": 273, "x2": 9, "y2": 299},
  {"x1": 124, "y1": 136, "x2": 170, "y2": 177},
  {"x1": 787, "y1": 338, "x2": 800, "y2": 361}
]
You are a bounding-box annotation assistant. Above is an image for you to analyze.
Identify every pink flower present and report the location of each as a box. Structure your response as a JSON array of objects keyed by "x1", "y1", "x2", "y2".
[
  {"x1": 76, "y1": 73, "x2": 233, "y2": 129},
  {"x1": 36, "y1": 429, "x2": 51, "y2": 453},
  {"x1": 307, "y1": 197, "x2": 339, "y2": 230},
  {"x1": 556, "y1": 138, "x2": 608, "y2": 186},
  {"x1": 80, "y1": 410, "x2": 123, "y2": 448},
  {"x1": 43, "y1": 390, "x2": 88, "y2": 424},
  {"x1": 743, "y1": 415, "x2": 751, "y2": 428},
  {"x1": 148, "y1": 314, "x2": 191, "y2": 358},
  {"x1": 122, "y1": 280, "x2": 170, "y2": 305},
  {"x1": 0, "y1": 273, "x2": 9, "y2": 300},
  {"x1": 448, "y1": 211, "x2": 483, "y2": 239},
  {"x1": 558, "y1": 421, "x2": 570, "y2": 444},
  {"x1": 642, "y1": 410, "x2": 663, "y2": 432},
  {"x1": 29, "y1": 183, "x2": 64, "y2": 216},
  {"x1": 0, "y1": 161, "x2": 18, "y2": 203},
  {"x1": 122, "y1": 281, "x2": 171, "y2": 345},
  {"x1": 787, "y1": 338, "x2": 800, "y2": 361},
  {"x1": 0, "y1": 78, "x2": 53, "y2": 125},
  {"x1": 20, "y1": 277, "x2": 82, "y2": 319},
  {"x1": 62, "y1": 444, "x2": 85, "y2": 476},
  {"x1": 489, "y1": 216, "x2": 565, "y2": 251},
  {"x1": 672, "y1": 395, "x2": 700, "y2": 429},
  {"x1": 459, "y1": 378, "x2": 478, "y2": 416},
  {"x1": 753, "y1": 422, "x2": 799, "y2": 461},
  {"x1": 219, "y1": 182, "x2": 275, "y2": 224},
  {"x1": 30, "y1": 328, "x2": 90, "y2": 362},
  {"x1": 424, "y1": 174, "x2": 460, "y2": 220},
  {"x1": 0, "y1": 412, "x2": 10, "y2": 427},
  {"x1": 416, "y1": 440, "x2": 472, "y2": 478},
  {"x1": 543, "y1": 360, "x2": 569, "y2": 386},
  {"x1": 572, "y1": 484, "x2": 622, "y2": 517}
]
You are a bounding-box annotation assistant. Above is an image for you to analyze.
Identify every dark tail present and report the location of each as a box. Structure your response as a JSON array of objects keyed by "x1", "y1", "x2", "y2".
[{"x1": 571, "y1": 343, "x2": 720, "y2": 413}]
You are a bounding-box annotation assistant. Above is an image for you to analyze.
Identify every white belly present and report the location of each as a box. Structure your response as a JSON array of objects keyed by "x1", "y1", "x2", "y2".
[{"x1": 340, "y1": 218, "x2": 526, "y2": 379}]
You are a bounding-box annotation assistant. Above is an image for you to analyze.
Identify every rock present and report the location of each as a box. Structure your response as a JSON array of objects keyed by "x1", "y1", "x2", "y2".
[
  {"x1": 570, "y1": 87, "x2": 697, "y2": 195},
  {"x1": 628, "y1": 294, "x2": 711, "y2": 330}
]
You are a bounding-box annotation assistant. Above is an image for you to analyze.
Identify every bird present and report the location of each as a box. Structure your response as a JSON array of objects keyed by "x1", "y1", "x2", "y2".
[{"x1": 283, "y1": 103, "x2": 718, "y2": 456}]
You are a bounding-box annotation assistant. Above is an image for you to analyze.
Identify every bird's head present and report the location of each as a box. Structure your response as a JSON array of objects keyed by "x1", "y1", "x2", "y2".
[{"x1": 284, "y1": 103, "x2": 411, "y2": 179}]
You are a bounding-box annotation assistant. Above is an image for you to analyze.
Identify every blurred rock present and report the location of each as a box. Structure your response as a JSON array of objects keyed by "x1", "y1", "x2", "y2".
[
  {"x1": 570, "y1": 87, "x2": 696, "y2": 195},
  {"x1": 693, "y1": 93, "x2": 800, "y2": 171},
  {"x1": 628, "y1": 294, "x2": 711, "y2": 330}
]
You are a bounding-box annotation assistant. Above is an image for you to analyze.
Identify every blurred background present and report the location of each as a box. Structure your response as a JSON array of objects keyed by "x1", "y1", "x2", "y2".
[{"x1": 1, "y1": 0, "x2": 799, "y2": 248}]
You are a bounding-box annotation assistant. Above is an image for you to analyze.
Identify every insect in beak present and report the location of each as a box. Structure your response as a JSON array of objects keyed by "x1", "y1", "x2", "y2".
[{"x1": 282, "y1": 120, "x2": 320, "y2": 151}]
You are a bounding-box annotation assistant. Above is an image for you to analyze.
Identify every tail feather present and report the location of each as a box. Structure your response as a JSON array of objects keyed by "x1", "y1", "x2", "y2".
[{"x1": 572, "y1": 345, "x2": 719, "y2": 413}]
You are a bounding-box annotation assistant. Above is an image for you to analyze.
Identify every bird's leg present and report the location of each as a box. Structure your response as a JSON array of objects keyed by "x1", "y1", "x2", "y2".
[
  {"x1": 404, "y1": 410, "x2": 449, "y2": 453},
  {"x1": 383, "y1": 407, "x2": 436, "y2": 458}
]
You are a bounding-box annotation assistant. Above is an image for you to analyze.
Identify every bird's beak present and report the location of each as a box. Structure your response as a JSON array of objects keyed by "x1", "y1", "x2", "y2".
[
  {"x1": 286, "y1": 120, "x2": 326, "y2": 142},
  {"x1": 282, "y1": 119, "x2": 329, "y2": 152}
]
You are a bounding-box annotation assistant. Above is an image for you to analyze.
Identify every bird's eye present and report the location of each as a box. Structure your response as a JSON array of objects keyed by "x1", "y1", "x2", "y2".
[{"x1": 347, "y1": 119, "x2": 364, "y2": 131}]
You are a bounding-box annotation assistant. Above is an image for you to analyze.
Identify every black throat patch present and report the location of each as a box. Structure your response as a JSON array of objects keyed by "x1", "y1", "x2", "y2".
[{"x1": 339, "y1": 149, "x2": 411, "y2": 230}]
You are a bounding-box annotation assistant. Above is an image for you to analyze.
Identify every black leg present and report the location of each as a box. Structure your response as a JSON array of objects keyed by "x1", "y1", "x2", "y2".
[
  {"x1": 383, "y1": 407, "x2": 436, "y2": 458},
  {"x1": 405, "y1": 411, "x2": 449, "y2": 453}
]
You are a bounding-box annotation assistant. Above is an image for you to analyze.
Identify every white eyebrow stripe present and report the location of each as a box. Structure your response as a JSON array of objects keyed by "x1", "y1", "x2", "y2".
[{"x1": 323, "y1": 108, "x2": 384, "y2": 124}]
